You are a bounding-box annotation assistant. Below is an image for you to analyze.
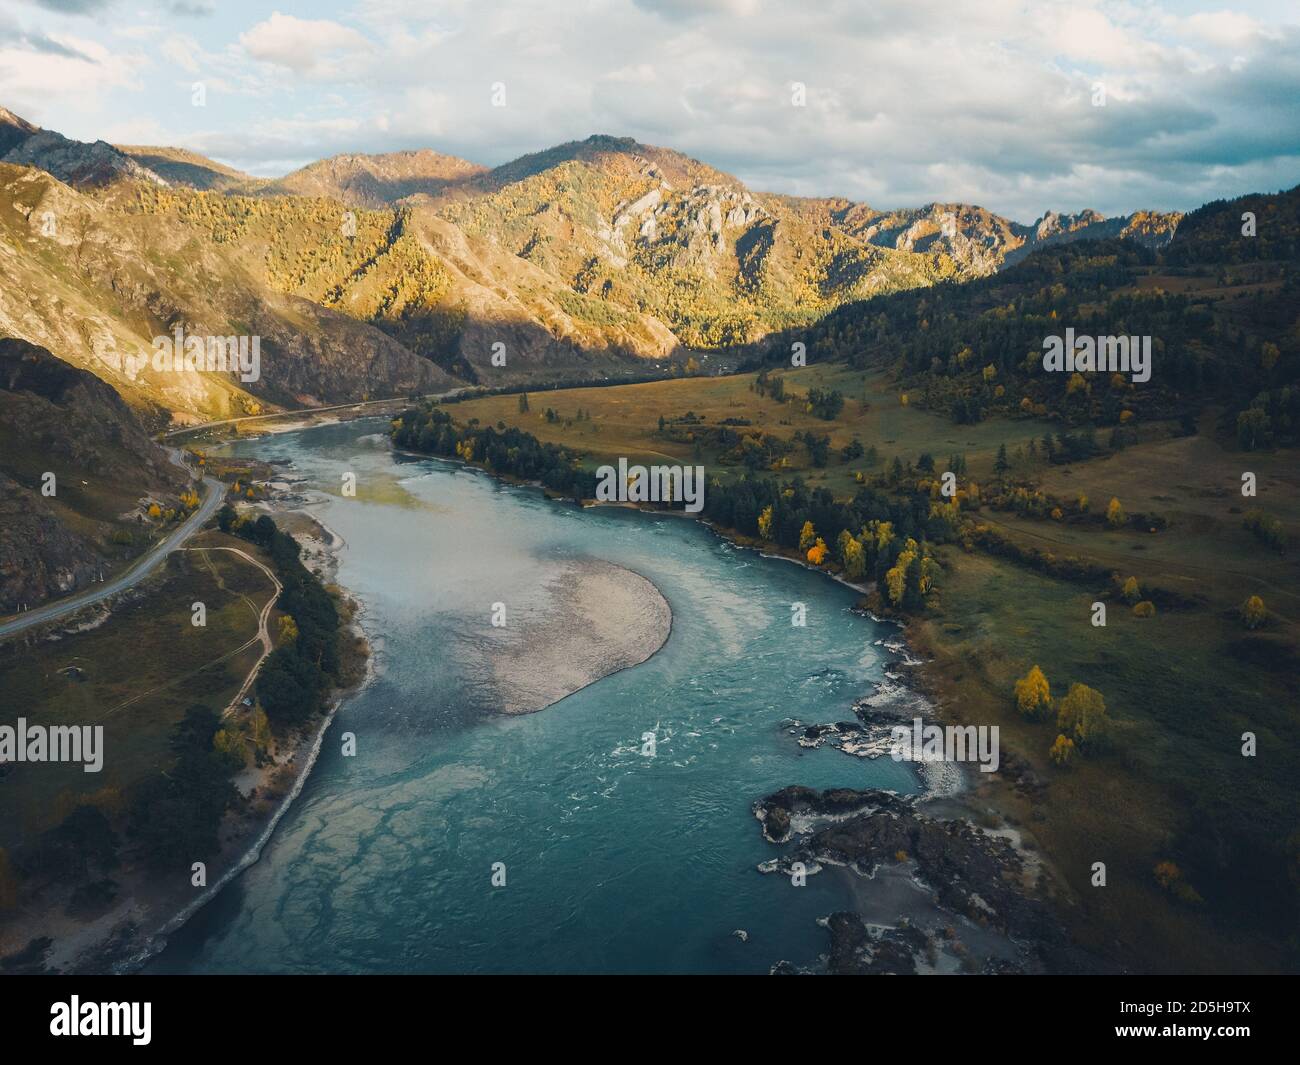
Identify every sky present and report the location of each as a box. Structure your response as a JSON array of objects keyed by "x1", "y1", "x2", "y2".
[{"x1": 0, "y1": 0, "x2": 1297, "y2": 221}]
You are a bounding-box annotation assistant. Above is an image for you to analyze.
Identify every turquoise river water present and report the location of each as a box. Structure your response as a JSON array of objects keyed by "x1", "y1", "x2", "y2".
[{"x1": 147, "y1": 419, "x2": 923, "y2": 974}]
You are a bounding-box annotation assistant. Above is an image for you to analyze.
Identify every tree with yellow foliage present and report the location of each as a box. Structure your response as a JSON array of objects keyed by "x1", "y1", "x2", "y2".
[
  {"x1": 798, "y1": 520, "x2": 816, "y2": 552},
  {"x1": 214, "y1": 727, "x2": 248, "y2": 769},
  {"x1": 277, "y1": 615, "x2": 299, "y2": 646},
  {"x1": 839, "y1": 531, "x2": 866, "y2": 580},
  {"x1": 1049, "y1": 734, "x2": 1075, "y2": 767},
  {"x1": 1106, "y1": 497, "x2": 1126, "y2": 527},
  {"x1": 147, "y1": 502, "x2": 161, "y2": 519},
  {"x1": 757, "y1": 505, "x2": 773, "y2": 541},
  {"x1": 885, "y1": 538, "x2": 919, "y2": 607},
  {"x1": 1121, "y1": 576, "x2": 1140, "y2": 603},
  {"x1": 1133, "y1": 600, "x2": 1156, "y2": 618},
  {"x1": 1057, "y1": 682, "x2": 1110, "y2": 746},
  {"x1": 1241, "y1": 595, "x2": 1266, "y2": 629},
  {"x1": 1014, "y1": 665, "x2": 1052, "y2": 719},
  {"x1": 807, "y1": 538, "x2": 828, "y2": 566}
]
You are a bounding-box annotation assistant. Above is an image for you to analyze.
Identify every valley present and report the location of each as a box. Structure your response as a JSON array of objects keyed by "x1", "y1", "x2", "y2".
[{"x1": 0, "y1": 100, "x2": 1295, "y2": 977}]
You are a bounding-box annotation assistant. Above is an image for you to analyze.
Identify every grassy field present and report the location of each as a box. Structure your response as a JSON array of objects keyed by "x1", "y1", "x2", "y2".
[
  {"x1": 454, "y1": 364, "x2": 1058, "y2": 493},
  {"x1": 446, "y1": 367, "x2": 1300, "y2": 972},
  {"x1": 0, "y1": 530, "x2": 279, "y2": 851}
]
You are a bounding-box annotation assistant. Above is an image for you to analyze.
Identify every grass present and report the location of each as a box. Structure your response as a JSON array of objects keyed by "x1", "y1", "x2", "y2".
[
  {"x1": 0, "y1": 530, "x2": 278, "y2": 851},
  {"x1": 454, "y1": 364, "x2": 1056, "y2": 492}
]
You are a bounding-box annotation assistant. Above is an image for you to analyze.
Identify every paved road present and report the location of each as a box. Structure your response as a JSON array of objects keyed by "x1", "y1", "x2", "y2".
[
  {"x1": 162, "y1": 388, "x2": 467, "y2": 440},
  {"x1": 0, "y1": 463, "x2": 226, "y2": 641}
]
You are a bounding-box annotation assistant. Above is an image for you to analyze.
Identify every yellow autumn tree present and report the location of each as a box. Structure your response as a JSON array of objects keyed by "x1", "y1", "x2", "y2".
[
  {"x1": 1133, "y1": 600, "x2": 1156, "y2": 618},
  {"x1": 757, "y1": 505, "x2": 773, "y2": 541},
  {"x1": 250, "y1": 707, "x2": 272, "y2": 754},
  {"x1": 798, "y1": 520, "x2": 816, "y2": 552},
  {"x1": 1049, "y1": 734, "x2": 1075, "y2": 767},
  {"x1": 1121, "y1": 576, "x2": 1140, "y2": 603},
  {"x1": 1241, "y1": 595, "x2": 1266, "y2": 630},
  {"x1": 1057, "y1": 682, "x2": 1110, "y2": 746},
  {"x1": 147, "y1": 502, "x2": 161, "y2": 519},
  {"x1": 1106, "y1": 497, "x2": 1126, "y2": 527},
  {"x1": 884, "y1": 539, "x2": 918, "y2": 607},
  {"x1": 1014, "y1": 665, "x2": 1052, "y2": 719},
  {"x1": 840, "y1": 533, "x2": 866, "y2": 580},
  {"x1": 277, "y1": 615, "x2": 299, "y2": 645},
  {"x1": 213, "y1": 727, "x2": 247, "y2": 768}
]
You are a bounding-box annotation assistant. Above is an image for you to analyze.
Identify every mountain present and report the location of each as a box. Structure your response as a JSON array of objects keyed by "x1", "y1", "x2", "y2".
[
  {"x1": 0, "y1": 107, "x2": 166, "y2": 189},
  {"x1": 0, "y1": 106, "x2": 1186, "y2": 404},
  {"x1": 0, "y1": 162, "x2": 458, "y2": 425},
  {"x1": 799, "y1": 198, "x2": 1181, "y2": 274},
  {"x1": 261, "y1": 150, "x2": 487, "y2": 207},
  {"x1": 758, "y1": 184, "x2": 1300, "y2": 435},
  {"x1": 116, "y1": 145, "x2": 263, "y2": 193},
  {"x1": 0, "y1": 338, "x2": 188, "y2": 612}
]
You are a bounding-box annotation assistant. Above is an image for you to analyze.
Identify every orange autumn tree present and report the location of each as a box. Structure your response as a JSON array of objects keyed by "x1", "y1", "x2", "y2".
[{"x1": 806, "y1": 538, "x2": 828, "y2": 566}]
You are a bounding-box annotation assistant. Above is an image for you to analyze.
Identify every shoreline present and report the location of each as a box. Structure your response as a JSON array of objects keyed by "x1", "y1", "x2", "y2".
[
  {"x1": 113, "y1": 504, "x2": 376, "y2": 974},
  {"x1": 0, "y1": 496, "x2": 376, "y2": 975},
  {"x1": 116, "y1": 415, "x2": 1034, "y2": 974},
  {"x1": 391, "y1": 437, "x2": 1072, "y2": 967}
]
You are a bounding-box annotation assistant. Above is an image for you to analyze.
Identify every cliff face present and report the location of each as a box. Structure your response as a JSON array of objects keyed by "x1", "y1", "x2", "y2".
[{"x1": 0, "y1": 339, "x2": 185, "y2": 612}]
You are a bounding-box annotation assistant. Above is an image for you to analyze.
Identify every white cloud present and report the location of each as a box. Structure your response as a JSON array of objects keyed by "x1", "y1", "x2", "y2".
[
  {"x1": 238, "y1": 12, "x2": 372, "y2": 75},
  {"x1": 1, "y1": 0, "x2": 1296, "y2": 219}
]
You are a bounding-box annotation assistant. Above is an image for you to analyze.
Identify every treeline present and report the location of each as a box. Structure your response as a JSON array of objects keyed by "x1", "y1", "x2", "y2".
[
  {"x1": 699, "y1": 474, "x2": 947, "y2": 609},
  {"x1": 1162, "y1": 185, "x2": 1300, "y2": 266},
  {"x1": 219, "y1": 508, "x2": 342, "y2": 727},
  {"x1": 742, "y1": 219, "x2": 1300, "y2": 434},
  {"x1": 391, "y1": 403, "x2": 599, "y2": 499}
]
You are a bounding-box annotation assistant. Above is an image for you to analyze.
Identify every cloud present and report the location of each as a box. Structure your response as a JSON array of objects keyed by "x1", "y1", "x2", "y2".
[
  {"x1": 3, "y1": 0, "x2": 1298, "y2": 219},
  {"x1": 238, "y1": 13, "x2": 373, "y2": 75},
  {"x1": 27, "y1": 0, "x2": 113, "y2": 13}
]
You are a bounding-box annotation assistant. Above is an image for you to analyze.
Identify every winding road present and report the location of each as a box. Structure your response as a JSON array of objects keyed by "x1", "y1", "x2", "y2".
[{"x1": 0, "y1": 460, "x2": 226, "y2": 641}]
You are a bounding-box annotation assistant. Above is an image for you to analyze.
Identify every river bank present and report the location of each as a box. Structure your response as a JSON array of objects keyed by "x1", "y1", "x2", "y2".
[
  {"x1": 0, "y1": 493, "x2": 372, "y2": 974},
  {"x1": 127, "y1": 415, "x2": 1062, "y2": 974},
  {"x1": 380, "y1": 429, "x2": 1083, "y2": 973}
]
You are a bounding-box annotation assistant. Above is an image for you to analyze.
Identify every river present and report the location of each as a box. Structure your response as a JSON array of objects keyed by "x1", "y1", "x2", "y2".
[{"x1": 147, "y1": 419, "x2": 924, "y2": 974}]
